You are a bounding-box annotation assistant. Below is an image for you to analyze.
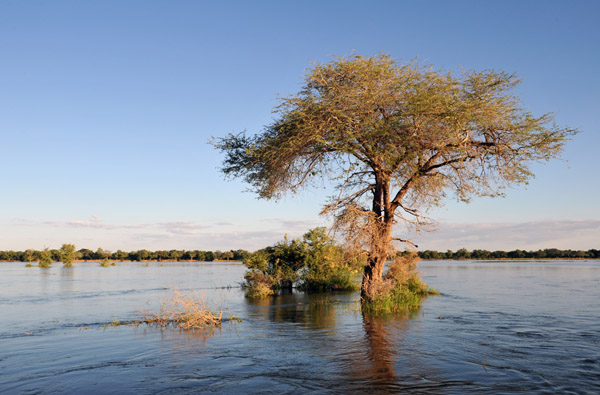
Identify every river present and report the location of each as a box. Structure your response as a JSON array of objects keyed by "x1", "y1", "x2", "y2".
[{"x1": 1, "y1": 260, "x2": 598, "y2": 393}]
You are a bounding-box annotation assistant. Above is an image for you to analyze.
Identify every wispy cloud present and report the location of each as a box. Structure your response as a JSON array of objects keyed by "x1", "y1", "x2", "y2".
[
  {"x1": 157, "y1": 222, "x2": 208, "y2": 235},
  {"x1": 260, "y1": 218, "x2": 322, "y2": 231},
  {"x1": 407, "y1": 219, "x2": 600, "y2": 250},
  {"x1": 16, "y1": 218, "x2": 207, "y2": 235},
  {"x1": 17, "y1": 216, "x2": 598, "y2": 252}
]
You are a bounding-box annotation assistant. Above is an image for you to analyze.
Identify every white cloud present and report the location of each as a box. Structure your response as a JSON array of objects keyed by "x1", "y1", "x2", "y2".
[
  {"x1": 407, "y1": 219, "x2": 600, "y2": 251},
  {"x1": 10, "y1": 216, "x2": 597, "y2": 252}
]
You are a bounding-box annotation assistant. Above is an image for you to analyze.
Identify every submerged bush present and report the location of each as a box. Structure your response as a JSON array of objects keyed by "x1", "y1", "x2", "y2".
[
  {"x1": 243, "y1": 228, "x2": 364, "y2": 297},
  {"x1": 142, "y1": 290, "x2": 223, "y2": 329},
  {"x1": 362, "y1": 253, "x2": 438, "y2": 314},
  {"x1": 99, "y1": 258, "x2": 114, "y2": 267},
  {"x1": 38, "y1": 248, "x2": 53, "y2": 268},
  {"x1": 243, "y1": 271, "x2": 276, "y2": 298}
]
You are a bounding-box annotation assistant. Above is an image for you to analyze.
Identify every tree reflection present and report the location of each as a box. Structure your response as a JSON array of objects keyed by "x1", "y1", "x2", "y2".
[
  {"x1": 244, "y1": 291, "x2": 340, "y2": 331},
  {"x1": 244, "y1": 292, "x2": 440, "y2": 391},
  {"x1": 361, "y1": 312, "x2": 401, "y2": 383}
]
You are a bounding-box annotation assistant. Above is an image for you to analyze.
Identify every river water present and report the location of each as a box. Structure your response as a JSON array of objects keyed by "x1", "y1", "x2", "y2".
[{"x1": 1, "y1": 260, "x2": 598, "y2": 394}]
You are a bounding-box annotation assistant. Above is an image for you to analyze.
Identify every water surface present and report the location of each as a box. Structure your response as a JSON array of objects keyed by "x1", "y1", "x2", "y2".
[{"x1": 1, "y1": 260, "x2": 598, "y2": 393}]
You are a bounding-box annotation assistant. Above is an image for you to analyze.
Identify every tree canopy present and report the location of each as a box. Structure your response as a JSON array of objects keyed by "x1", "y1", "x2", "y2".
[{"x1": 214, "y1": 54, "x2": 576, "y2": 301}]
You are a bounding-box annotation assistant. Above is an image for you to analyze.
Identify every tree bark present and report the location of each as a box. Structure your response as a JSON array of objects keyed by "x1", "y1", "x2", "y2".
[
  {"x1": 360, "y1": 219, "x2": 393, "y2": 301},
  {"x1": 361, "y1": 173, "x2": 394, "y2": 301}
]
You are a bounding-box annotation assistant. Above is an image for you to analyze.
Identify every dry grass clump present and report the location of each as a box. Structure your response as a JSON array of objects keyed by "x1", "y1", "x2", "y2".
[{"x1": 143, "y1": 290, "x2": 223, "y2": 329}]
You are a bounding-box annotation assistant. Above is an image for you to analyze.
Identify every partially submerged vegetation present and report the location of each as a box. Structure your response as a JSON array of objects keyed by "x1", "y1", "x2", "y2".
[
  {"x1": 362, "y1": 253, "x2": 439, "y2": 314},
  {"x1": 214, "y1": 53, "x2": 575, "y2": 305},
  {"x1": 243, "y1": 228, "x2": 364, "y2": 297},
  {"x1": 99, "y1": 258, "x2": 116, "y2": 267},
  {"x1": 142, "y1": 290, "x2": 224, "y2": 329},
  {"x1": 38, "y1": 248, "x2": 53, "y2": 268},
  {"x1": 104, "y1": 290, "x2": 238, "y2": 330},
  {"x1": 242, "y1": 229, "x2": 437, "y2": 314},
  {"x1": 60, "y1": 244, "x2": 76, "y2": 267}
]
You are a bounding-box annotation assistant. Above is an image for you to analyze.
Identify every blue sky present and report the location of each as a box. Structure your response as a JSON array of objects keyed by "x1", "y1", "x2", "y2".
[{"x1": 1, "y1": 0, "x2": 598, "y2": 252}]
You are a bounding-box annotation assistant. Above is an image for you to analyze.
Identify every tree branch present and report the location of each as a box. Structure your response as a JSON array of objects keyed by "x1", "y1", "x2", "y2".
[{"x1": 392, "y1": 238, "x2": 418, "y2": 248}]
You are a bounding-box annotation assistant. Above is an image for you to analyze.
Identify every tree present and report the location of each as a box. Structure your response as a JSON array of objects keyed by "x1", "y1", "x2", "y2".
[
  {"x1": 39, "y1": 248, "x2": 53, "y2": 268},
  {"x1": 114, "y1": 249, "x2": 128, "y2": 261},
  {"x1": 60, "y1": 243, "x2": 76, "y2": 267},
  {"x1": 24, "y1": 249, "x2": 35, "y2": 264},
  {"x1": 213, "y1": 54, "x2": 575, "y2": 302}
]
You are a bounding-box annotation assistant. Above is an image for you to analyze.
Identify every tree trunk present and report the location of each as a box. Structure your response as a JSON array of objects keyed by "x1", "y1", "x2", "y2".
[
  {"x1": 361, "y1": 217, "x2": 393, "y2": 302},
  {"x1": 361, "y1": 172, "x2": 395, "y2": 302}
]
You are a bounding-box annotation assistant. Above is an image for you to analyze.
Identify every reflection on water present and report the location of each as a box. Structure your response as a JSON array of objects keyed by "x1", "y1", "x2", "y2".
[
  {"x1": 245, "y1": 291, "x2": 342, "y2": 331},
  {"x1": 361, "y1": 313, "x2": 400, "y2": 384},
  {"x1": 1, "y1": 261, "x2": 599, "y2": 393}
]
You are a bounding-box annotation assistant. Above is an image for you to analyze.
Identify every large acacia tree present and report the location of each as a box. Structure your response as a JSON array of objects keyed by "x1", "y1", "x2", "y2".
[{"x1": 214, "y1": 54, "x2": 575, "y2": 301}]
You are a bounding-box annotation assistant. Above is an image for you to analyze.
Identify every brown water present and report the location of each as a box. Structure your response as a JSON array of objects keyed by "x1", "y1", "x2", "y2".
[{"x1": 1, "y1": 261, "x2": 599, "y2": 393}]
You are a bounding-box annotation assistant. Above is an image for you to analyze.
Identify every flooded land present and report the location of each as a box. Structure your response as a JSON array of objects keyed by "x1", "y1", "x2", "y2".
[{"x1": 1, "y1": 260, "x2": 599, "y2": 393}]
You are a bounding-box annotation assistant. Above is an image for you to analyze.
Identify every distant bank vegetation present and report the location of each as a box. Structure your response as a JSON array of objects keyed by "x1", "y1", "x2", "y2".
[
  {"x1": 413, "y1": 248, "x2": 600, "y2": 260},
  {"x1": 2, "y1": 247, "x2": 598, "y2": 264},
  {"x1": 1, "y1": 248, "x2": 250, "y2": 263}
]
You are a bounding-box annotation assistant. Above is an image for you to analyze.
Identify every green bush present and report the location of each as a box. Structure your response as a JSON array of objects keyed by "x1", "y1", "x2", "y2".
[
  {"x1": 362, "y1": 253, "x2": 438, "y2": 314},
  {"x1": 39, "y1": 248, "x2": 53, "y2": 268},
  {"x1": 242, "y1": 228, "x2": 364, "y2": 297},
  {"x1": 100, "y1": 258, "x2": 111, "y2": 267}
]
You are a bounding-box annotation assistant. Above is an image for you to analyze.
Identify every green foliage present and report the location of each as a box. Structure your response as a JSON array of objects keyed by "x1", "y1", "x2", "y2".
[
  {"x1": 363, "y1": 253, "x2": 438, "y2": 314},
  {"x1": 298, "y1": 228, "x2": 363, "y2": 292},
  {"x1": 38, "y1": 248, "x2": 53, "y2": 268},
  {"x1": 213, "y1": 53, "x2": 576, "y2": 302},
  {"x1": 243, "y1": 227, "x2": 364, "y2": 297},
  {"x1": 60, "y1": 243, "x2": 76, "y2": 267},
  {"x1": 100, "y1": 257, "x2": 111, "y2": 267},
  {"x1": 416, "y1": 248, "x2": 600, "y2": 260},
  {"x1": 24, "y1": 249, "x2": 35, "y2": 264},
  {"x1": 243, "y1": 271, "x2": 276, "y2": 298}
]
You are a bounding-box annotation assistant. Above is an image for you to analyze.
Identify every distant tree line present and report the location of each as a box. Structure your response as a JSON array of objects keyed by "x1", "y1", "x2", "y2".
[
  {"x1": 409, "y1": 248, "x2": 600, "y2": 260},
  {"x1": 0, "y1": 248, "x2": 250, "y2": 263},
  {"x1": 2, "y1": 246, "x2": 599, "y2": 264}
]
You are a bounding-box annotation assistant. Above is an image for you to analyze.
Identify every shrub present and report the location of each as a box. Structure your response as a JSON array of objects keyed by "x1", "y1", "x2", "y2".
[
  {"x1": 243, "y1": 228, "x2": 364, "y2": 297},
  {"x1": 243, "y1": 271, "x2": 276, "y2": 298},
  {"x1": 100, "y1": 258, "x2": 111, "y2": 267},
  {"x1": 363, "y1": 253, "x2": 438, "y2": 314},
  {"x1": 142, "y1": 290, "x2": 223, "y2": 329},
  {"x1": 39, "y1": 248, "x2": 53, "y2": 268},
  {"x1": 60, "y1": 243, "x2": 76, "y2": 267}
]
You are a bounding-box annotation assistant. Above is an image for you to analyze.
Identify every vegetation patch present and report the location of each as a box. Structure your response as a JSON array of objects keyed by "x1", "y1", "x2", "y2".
[
  {"x1": 101, "y1": 291, "x2": 238, "y2": 331},
  {"x1": 38, "y1": 248, "x2": 53, "y2": 268},
  {"x1": 99, "y1": 258, "x2": 115, "y2": 267},
  {"x1": 141, "y1": 290, "x2": 225, "y2": 329},
  {"x1": 242, "y1": 228, "x2": 364, "y2": 297},
  {"x1": 362, "y1": 253, "x2": 439, "y2": 314}
]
